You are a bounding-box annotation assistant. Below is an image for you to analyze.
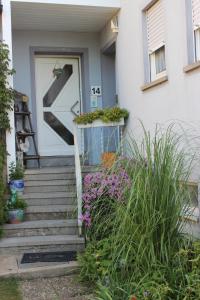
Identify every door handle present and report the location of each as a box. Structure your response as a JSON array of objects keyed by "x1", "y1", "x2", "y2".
[{"x1": 71, "y1": 101, "x2": 80, "y2": 117}]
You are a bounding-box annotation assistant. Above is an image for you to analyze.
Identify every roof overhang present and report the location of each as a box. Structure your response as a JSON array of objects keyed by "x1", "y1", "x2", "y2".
[{"x1": 11, "y1": 0, "x2": 121, "y2": 32}]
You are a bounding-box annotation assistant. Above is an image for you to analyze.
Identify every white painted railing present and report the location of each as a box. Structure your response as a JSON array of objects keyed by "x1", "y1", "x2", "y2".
[{"x1": 73, "y1": 118, "x2": 125, "y2": 236}]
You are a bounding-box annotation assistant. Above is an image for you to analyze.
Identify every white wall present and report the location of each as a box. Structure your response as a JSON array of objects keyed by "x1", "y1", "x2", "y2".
[{"x1": 116, "y1": 0, "x2": 200, "y2": 180}]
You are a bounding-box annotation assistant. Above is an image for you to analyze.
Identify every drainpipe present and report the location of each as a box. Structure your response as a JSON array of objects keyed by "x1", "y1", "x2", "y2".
[{"x1": 1, "y1": 0, "x2": 16, "y2": 177}]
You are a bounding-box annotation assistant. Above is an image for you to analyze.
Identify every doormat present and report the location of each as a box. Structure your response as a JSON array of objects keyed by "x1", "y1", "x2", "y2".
[{"x1": 21, "y1": 251, "x2": 77, "y2": 264}]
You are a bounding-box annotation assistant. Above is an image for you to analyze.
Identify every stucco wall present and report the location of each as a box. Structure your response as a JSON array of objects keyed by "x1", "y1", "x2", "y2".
[
  {"x1": 116, "y1": 0, "x2": 200, "y2": 180},
  {"x1": 12, "y1": 30, "x2": 103, "y2": 164}
]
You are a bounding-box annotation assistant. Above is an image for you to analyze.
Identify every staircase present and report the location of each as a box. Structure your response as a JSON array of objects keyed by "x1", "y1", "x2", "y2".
[{"x1": 0, "y1": 167, "x2": 86, "y2": 255}]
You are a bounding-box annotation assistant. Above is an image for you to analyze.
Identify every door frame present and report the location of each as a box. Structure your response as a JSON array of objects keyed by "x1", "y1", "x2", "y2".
[
  {"x1": 34, "y1": 55, "x2": 83, "y2": 156},
  {"x1": 30, "y1": 47, "x2": 90, "y2": 156}
]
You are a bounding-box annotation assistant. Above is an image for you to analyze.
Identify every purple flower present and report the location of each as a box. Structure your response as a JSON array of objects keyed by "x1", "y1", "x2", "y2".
[{"x1": 81, "y1": 169, "x2": 131, "y2": 227}]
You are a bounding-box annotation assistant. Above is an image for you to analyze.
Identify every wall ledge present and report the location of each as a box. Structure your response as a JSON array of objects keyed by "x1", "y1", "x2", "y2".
[
  {"x1": 183, "y1": 61, "x2": 200, "y2": 73},
  {"x1": 141, "y1": 75, "x2": 168, "y2": 92}
]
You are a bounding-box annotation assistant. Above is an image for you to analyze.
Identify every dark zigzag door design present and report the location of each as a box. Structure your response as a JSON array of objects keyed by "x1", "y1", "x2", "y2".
[{"x1": 43, "y1": 64, "x2": 74, "y2": 145}]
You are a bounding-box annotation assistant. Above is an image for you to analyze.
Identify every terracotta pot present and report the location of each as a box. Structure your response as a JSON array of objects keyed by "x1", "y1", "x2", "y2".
[
  {"x1": 8, "y1": 209, "x2": 24, "y2": 224},
  {"x1": 101, "y1": 152, "x2": 117, "y2": 169}
]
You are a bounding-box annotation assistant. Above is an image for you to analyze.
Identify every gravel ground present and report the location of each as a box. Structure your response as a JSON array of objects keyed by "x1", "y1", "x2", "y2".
[{"x1": 20, "y1": 275, "x2": 94, "y2": 300}]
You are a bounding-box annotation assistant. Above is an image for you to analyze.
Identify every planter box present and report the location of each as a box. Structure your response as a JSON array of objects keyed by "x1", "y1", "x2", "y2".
[{"x1": 76, "y1": 118, "x2": 125, "y2": 129}]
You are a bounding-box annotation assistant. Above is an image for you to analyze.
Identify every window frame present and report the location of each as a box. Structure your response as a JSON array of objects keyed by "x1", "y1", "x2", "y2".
[
  {"x1": 194, "y1": 27, "x2": 200, "y2": 62},
  {"x1": 149, "y1": 45, "x2": 167, "y2": 81},
  {"x1": 142, "y1": 0, "x2": 167, "y2": 84},
  {"x1": 185, "y1": 0, "x2": 200, "y2": 65}
]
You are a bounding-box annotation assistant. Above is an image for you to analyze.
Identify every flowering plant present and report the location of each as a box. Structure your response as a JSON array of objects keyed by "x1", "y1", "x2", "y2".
[{"x1": 81, "y1": 169, "x2": 131, "y2": 232}]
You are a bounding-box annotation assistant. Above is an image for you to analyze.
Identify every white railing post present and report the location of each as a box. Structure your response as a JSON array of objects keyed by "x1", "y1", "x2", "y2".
[{"x1": 73, "y1": 123, "x2": 83, "y2": 236}]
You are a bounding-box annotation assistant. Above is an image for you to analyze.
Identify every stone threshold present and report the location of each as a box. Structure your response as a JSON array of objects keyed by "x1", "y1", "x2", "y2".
[{"x1": 0, "y1": 255, "x2": 79, "y2": 279}]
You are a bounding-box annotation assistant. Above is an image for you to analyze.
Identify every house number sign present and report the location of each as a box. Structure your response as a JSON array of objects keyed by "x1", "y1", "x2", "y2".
[{"x1": 91, "y1": 86, "x2": 102, "y2": 96}]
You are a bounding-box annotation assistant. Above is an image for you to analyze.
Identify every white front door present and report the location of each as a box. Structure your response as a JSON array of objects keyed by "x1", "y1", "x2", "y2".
[{"x1": 35, "y1": 56, "x2": 81, "y2": 156}]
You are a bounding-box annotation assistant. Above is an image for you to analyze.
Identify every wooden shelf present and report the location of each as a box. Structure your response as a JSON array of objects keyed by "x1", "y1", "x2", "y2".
[
  {"x1": 17, "y1": 132, "x2": 35, "y2": 137},
  {"x1": 24, "y1": 155, "x2": 40, "y2": 161},
  {"x1": 15, "y1": 111, "x2": 31, "y2": 116}
]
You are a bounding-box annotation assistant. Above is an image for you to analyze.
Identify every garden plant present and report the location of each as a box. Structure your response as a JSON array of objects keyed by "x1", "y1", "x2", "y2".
[
  {"x1": 79, "y1": 125, "x2": 200, "y2": 300},
  {"x1": 0, "y1": 42, "x2": 15, "y2": 235}
]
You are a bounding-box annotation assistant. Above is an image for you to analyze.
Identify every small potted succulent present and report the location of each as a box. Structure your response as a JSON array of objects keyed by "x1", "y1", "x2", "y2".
[
  {"x1": 9, "y1": 162, "x2": 25, "y2": 193},
  {"x1": 7, "y1": 191, "x2": 27, "y2": 224}
]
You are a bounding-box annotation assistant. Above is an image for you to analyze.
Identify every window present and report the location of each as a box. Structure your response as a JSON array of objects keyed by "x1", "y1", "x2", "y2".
[
  {"x1": 194, "y1": 28, "x2": 200, "y2": 61},
  {"x1": 150, "y1": 45, "x2": 166, "y2": 81},
  {"x1": 146, "y1": 0, "x2": 166, "y2": 81},
  {"x1": 192, "y1": 0, "x2": 200, "y2": 62}
]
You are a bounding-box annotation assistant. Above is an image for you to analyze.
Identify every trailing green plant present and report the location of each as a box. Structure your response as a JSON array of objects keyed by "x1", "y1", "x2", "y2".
[
  {"x1": 74, "y1": 107, "x2": 129, "y2": 125},
  {"x1": 9, "y1": 162, "x2": 24, "y2": 180},
  {"x1": 0, "y1": 138, "x2": 6, "y2": 236},
  {"x1": 0, "y1": 42, "x2": 15, "y2": 236},
  {"x1": 79, "y1": 124, "x2": 199, "y2": 299},
  {"x1": 0, "y1": 42, "x2": 15, "y2": 131}
]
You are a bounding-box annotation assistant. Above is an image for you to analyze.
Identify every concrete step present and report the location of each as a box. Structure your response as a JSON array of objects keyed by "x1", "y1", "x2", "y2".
[
  {"x1": 0, "y1": 256, "x2": 79, "y2": 279},
  {"x1": 0, "y1": 235, "x2": 85, "y2": 255},
  {"x1": 23, "y1": 192, "x2": 76, "y2": 199},
  {"x1": 24, "y1": 184, "x2": 76, "y2": 193},
  {"x1": 25, "y1": 179, "x2": 76, "y2": 187},
  {"x1": 25, "y1": 167, "x2": 75, "y2": 175},
  {"x1": 25, "y1": 197, "x2": 76, "y2": 206},
  {"x1": 25, "y1": 173, "x2": 76, "y2": 181},
  {"x1": 25, "y1": 166, "x2": 98, "y2": 175},
  {"x1": 3, "y1": 220, "x2": 78, "y2": 238},
  {"x1": 25, "y1": 205, "x2": 76, "y2": 221},
  {"x1": 39, "y1": 156, "x2": 75, "y2": 168},
  {"x1": 23, "y1": 192, "x2": 76, "y2": 206}
]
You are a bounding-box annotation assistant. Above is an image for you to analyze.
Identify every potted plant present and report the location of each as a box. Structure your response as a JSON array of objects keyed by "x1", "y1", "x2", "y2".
[
  {"x1": 9, "y1": 162, "x2": 25, "y2": 193},
  {"x1": 7, "y1": 191, "x2": 27, "y2": 224}
]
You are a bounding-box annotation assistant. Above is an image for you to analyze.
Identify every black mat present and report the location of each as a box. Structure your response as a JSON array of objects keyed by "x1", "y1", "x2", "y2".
[{"x1": 21, "y1": 251, "x2": 77, "y2": 264}]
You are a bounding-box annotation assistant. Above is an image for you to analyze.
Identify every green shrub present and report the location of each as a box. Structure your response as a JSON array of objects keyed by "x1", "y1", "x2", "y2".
[
  {"x1": 0, "y1": 42, "x2": 15, "y2": 236},
  {"x1": 0, "y1": 42, "x2": 15, "y2": 130},
  {"x1": 78, "y1": 238, "x2": 112, "y2": 283},
  {"x1": 0, "y1": 139, "x2": 6, "y2": 237}
]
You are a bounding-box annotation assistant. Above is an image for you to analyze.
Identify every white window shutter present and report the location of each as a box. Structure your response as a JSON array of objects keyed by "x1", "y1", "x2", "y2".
[
  {"x1": 146, "y1": 0, "x2": 165, "y2": 53},
  {"x1": 192, "y1": 0, "x2": 200, "y2": 29}
]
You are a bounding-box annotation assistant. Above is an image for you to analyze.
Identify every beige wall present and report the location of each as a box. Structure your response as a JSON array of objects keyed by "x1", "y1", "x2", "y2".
[{"x1": 116, "y1": 0, "x2": 200, "y2": 180}]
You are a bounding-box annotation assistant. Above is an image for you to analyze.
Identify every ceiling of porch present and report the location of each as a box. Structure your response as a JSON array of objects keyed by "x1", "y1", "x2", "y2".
[{"x1": 11, "y1": 1, "x2": 120, "y2": 32}]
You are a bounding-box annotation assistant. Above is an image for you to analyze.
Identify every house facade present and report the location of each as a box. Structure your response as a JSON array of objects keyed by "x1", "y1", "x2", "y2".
[
  {"x1": 0, "y1": 0, "x2": 200, "y2": 262},
  {"x1": 1, "y1": 0, "x2": 200, "y2": 175}
]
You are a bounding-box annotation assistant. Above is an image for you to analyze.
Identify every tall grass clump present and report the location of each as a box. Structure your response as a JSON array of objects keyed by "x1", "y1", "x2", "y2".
[
  {"x1": 79, "y1": 124, "x2": 199, "y2": 299},
  {"x1": 111, "y1": 125, "x2": 191, "y2": 270}
]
